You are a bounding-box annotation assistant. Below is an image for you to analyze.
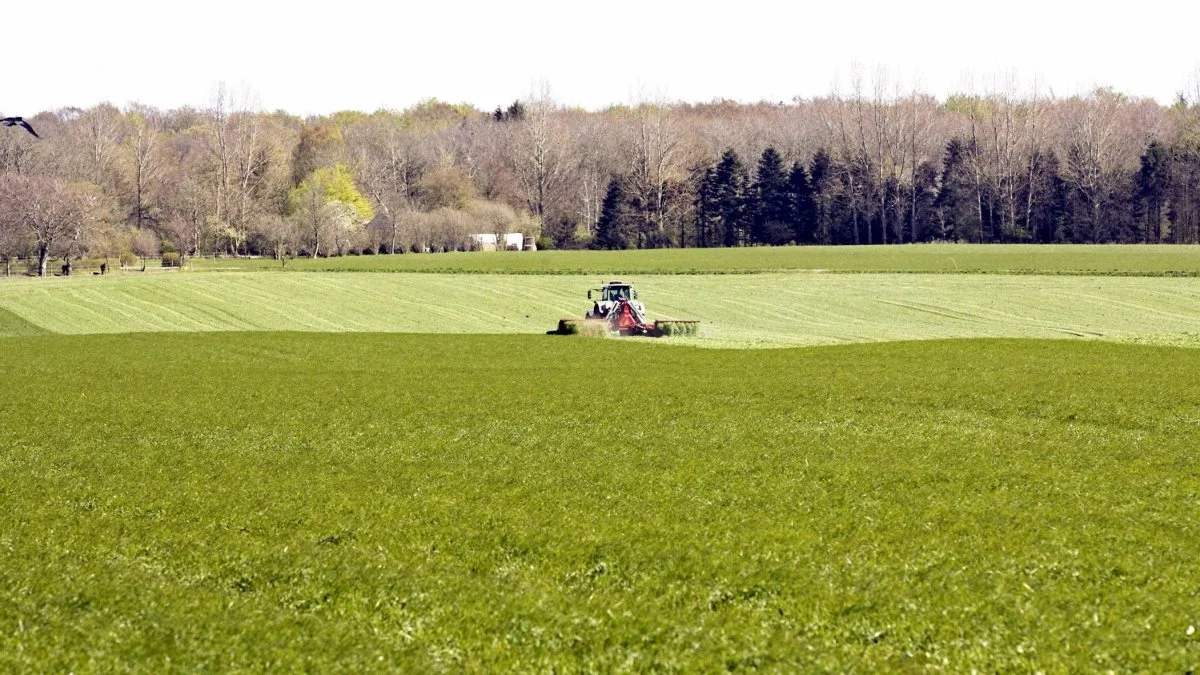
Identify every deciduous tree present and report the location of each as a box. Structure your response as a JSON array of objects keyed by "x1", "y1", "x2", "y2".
[{"x1": 0, "y1": 175, "x2": 103, "y2": 276}]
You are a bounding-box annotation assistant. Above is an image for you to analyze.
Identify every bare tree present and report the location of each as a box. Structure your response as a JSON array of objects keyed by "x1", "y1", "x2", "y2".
[
  {"x1": 508, "y1": 83, "x2": 569, "y2": 230},
  {"x1": 126, "y1": 104, "x2": 163, "y2": 230},
  {"x1": 257, "y1": 215, "x2": 299, "y2": 268},
  {"x1": 0, "y1": 175, "x2": 103, "y2": 276},
  {"x1": 564, "y1": 111, "x2": 617, "y2": 239},
  {"x1": 131, "y1": 227, "x2": 160, "y2": 269},
  {"x1": 1061, "y1": 88, "x2": 1137, "y2": 242},
  {"x1": 622, "y1": 97, "x2": 689, "y2": 246},
  {"x1": 0, "y1": 204, "x2": 27, "y2": 276},
  {"x1": 345, "y1": 114, "x2": 428, "y2": 252},
  {"x1": 203, "y1": 83, "x2": 235, "y2": 247}
]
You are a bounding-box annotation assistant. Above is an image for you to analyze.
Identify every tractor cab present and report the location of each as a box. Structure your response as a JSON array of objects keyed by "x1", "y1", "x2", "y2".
[
  {"x1": 586, "y1": 280, "x2": 644, "y2": 319},
  {"x1": 590, "y1": 281, "x2": 637, "y2": 302}
]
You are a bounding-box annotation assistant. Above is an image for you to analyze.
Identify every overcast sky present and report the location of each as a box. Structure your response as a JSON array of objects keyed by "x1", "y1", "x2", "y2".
[{"x1": 7, "y1": 0, "x2": 1199, "y2": 116}]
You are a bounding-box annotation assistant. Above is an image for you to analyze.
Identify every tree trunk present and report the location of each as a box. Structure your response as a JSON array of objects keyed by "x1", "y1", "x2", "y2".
[
  {"x1": 1025, "y1": 158, "x2": 1037, "y2": 242},
  {"x1": 879, "y1": 177, "x2": 887, "y2": 245},
  {"x1": 975, "y1": 188, "x2": 984, "y2": 244},
  {"x1": 37, "y1": 245, "x2": 49, "y2": 277},
  {"x1": 136, "y1": 173, "x2": 143, "y2": 230}
]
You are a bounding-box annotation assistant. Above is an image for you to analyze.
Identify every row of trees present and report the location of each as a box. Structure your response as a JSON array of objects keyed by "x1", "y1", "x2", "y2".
[{"x1": 3, "y1": 75, "x2": 1200, "y2": 274}]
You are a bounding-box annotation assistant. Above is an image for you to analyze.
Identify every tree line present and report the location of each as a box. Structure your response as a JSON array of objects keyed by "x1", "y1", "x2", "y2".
[{"x1": 3, "y1": 77, "x2": 1200, "y2": 275}]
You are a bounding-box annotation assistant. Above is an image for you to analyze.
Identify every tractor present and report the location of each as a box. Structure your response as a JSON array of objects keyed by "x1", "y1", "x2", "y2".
[
  {"x1": 585, "y1": 281, "x2": 645, "y2": 321},
  {"x1": 549, "y1": 280, "x2": 699, "y2": 338}
]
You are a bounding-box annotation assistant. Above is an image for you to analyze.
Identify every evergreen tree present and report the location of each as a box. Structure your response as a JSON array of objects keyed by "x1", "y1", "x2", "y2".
[
  {"x1": 695, "y1": 165, "x2": 721, "y2": 247},
  {"x1": 751, "y1": 147, "x2": 791, "y2": 244},
  {"x1": 504, "y1": 100, "x2": 526, "y2": 122},
  {"x1": 786, "y1": 162, "x2": 816, "y2": 243},
  {"x1": 1137, "y1": 140, "x2": 1171, "y2": 243},
  {"x1": 935, "y1": 138, "x2": 980, "y2": 241},
  {"x1": 713, "y1": 149, "x2": 750, "y2": 246},
  {"x1": 594, "y1": 177, "x2": 634, "y2": 249},
  {"x1": 1024, "y1": 149, "x2": 1069, "y2": 243},
  {"x1": 808, "y1": 149, "x2": 838, "y2": 244},
  {"x1": 909, "y1": 162, "x2": 940, "y2": 242},
  {"x1": 691, "y1": 150, "x2": 751, "y2": 247}
]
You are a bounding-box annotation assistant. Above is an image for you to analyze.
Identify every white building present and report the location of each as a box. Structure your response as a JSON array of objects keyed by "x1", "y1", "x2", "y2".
[{"x1": 469, "y1": 233, "x2": 534, "y2": 251}]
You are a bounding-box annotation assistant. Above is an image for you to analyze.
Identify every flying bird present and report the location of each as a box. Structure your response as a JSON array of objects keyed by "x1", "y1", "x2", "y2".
[{"x1": 1, "y1": 117, "x2": 39, "y2": 138}]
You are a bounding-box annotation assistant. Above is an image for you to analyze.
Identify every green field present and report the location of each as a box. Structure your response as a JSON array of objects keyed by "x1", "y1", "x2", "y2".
[
  {"x1": 1, "y1": 334, "x2": 1198, "y2": 671},
  {"x1": 3, "y1": 272, "x2": 1200, "y2": 347},
  {"x1": 188, "y1": 244, "x2": 1200, "y2": 275},
  {"x1": 3, "y1": 246, "x2": 1200, "y2": 670}
]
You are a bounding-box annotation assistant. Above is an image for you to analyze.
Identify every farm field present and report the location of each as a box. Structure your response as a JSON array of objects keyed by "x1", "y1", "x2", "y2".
[
  {"x1": 187, "y1": 243, "x2": 1200, "y2": 276},
  {"x1": 3, "y1": 246, "x2": 1200, "y2": 670},
  {"x1": 2, "y1": 271, "x2": 1200, "y2": 347},
  {"x1": 2, "y1": 333, "x2": 1199, "y2": 671}
]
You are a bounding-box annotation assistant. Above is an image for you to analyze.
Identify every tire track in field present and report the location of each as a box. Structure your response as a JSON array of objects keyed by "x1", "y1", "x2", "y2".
[
  {"x1": 245, "y1": 275, "x2": 362, "y2": 331},
  {"x1": 102, "y1": 283, "x2": 224, "y2": 331},
  {"x1": 190, "y1": 276, "x2": 303, "y2": 330},
  {"x1": 125, "y1": 281, "x2": 230, "y2": 331}
]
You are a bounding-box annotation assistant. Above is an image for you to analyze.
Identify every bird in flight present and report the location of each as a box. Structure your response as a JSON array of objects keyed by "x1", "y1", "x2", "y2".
[{"x1": 2, "y1": 117, "x2": 39, "y2": 138}]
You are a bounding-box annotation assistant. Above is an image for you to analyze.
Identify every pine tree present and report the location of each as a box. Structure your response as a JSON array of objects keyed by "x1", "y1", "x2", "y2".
[
  {"x1": 594, "y1": 177, "x2": 633, "y2": 249},
  {"x1": 808, "y1": 149, "x2": 837, "y2": 244},
  {"x1": 786, "y1": 162, "x2": 815, "y2": 243},
  {"x1": 910, "y1": 162, "x2": 940, "y2": 242},
  {"x1": 713, "y1": 149, "x2": 750, "y2": 246},
  {"x1": 1137, "y1": 140, "x2": 1171, "y2": 243},
  {"x1": 691, "y1": 150, "x2": 751, "y2": 247},
  {"x1": 935, "y1": 138, "x2": 980, "y2": 241},
  {"x1": 695, "y1": 166, "x2": 720, "y2": 248},
  {"x1": 751, "y1": 148, "x2": 791, "y2": 244},
  {"x1": 504, "y1": 100, "x2": 526, "y2": 122},
  {"x1": 1024, "y1": 149, "x2": 1069, "y2": 243}
]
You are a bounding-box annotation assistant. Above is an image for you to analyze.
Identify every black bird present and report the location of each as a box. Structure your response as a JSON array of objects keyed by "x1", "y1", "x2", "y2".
[{"x1": 2, "y1": 117, "x2": 39, "y2": 138}]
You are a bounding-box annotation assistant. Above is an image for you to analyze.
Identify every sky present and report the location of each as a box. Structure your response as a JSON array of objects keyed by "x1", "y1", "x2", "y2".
[{"x1": 6, "y1": 0, "x2": 1199, "y2": 117}]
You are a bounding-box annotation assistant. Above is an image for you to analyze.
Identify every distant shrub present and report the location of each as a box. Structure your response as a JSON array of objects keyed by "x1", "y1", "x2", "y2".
[
  {"x1": 119, "y1": 251, "x2": 138, "y2": 268},
  {"x1": 161, "y1": 252, "x2": 182, "y2": 268}
]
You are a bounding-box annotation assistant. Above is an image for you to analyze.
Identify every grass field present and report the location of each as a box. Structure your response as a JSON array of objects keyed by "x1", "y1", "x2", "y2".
[
  {"x1": 1, "y1": 333, "x2": 1198, "y2": 671},
  {"x1": 186, "y1": 244, "x2": 1200, "y2": 276},
  {"x1": 3, "y1": 246, "x2": 1200, "y2": 669},
  {"x1": 2, "y1": 272, "x2": 1200, "y2": 347}
]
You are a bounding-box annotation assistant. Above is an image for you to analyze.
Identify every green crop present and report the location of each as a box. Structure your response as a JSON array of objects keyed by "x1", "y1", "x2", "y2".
[
  {"x1": 1, "y1": 333, "x2": 1198, "y2": 671},
  {"x1": 655, "y1": 320, "x2": 700, "y2": 337}
]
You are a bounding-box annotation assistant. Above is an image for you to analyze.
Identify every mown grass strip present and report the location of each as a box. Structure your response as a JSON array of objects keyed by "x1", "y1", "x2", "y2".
[{"x1": 2, "y1": 272, "x2": 1199, "y2": 348}]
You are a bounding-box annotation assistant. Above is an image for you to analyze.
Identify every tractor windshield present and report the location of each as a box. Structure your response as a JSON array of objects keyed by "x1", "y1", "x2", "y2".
[{"x1": 604, "y1": 286, "x2": 631, "y2": 302}]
